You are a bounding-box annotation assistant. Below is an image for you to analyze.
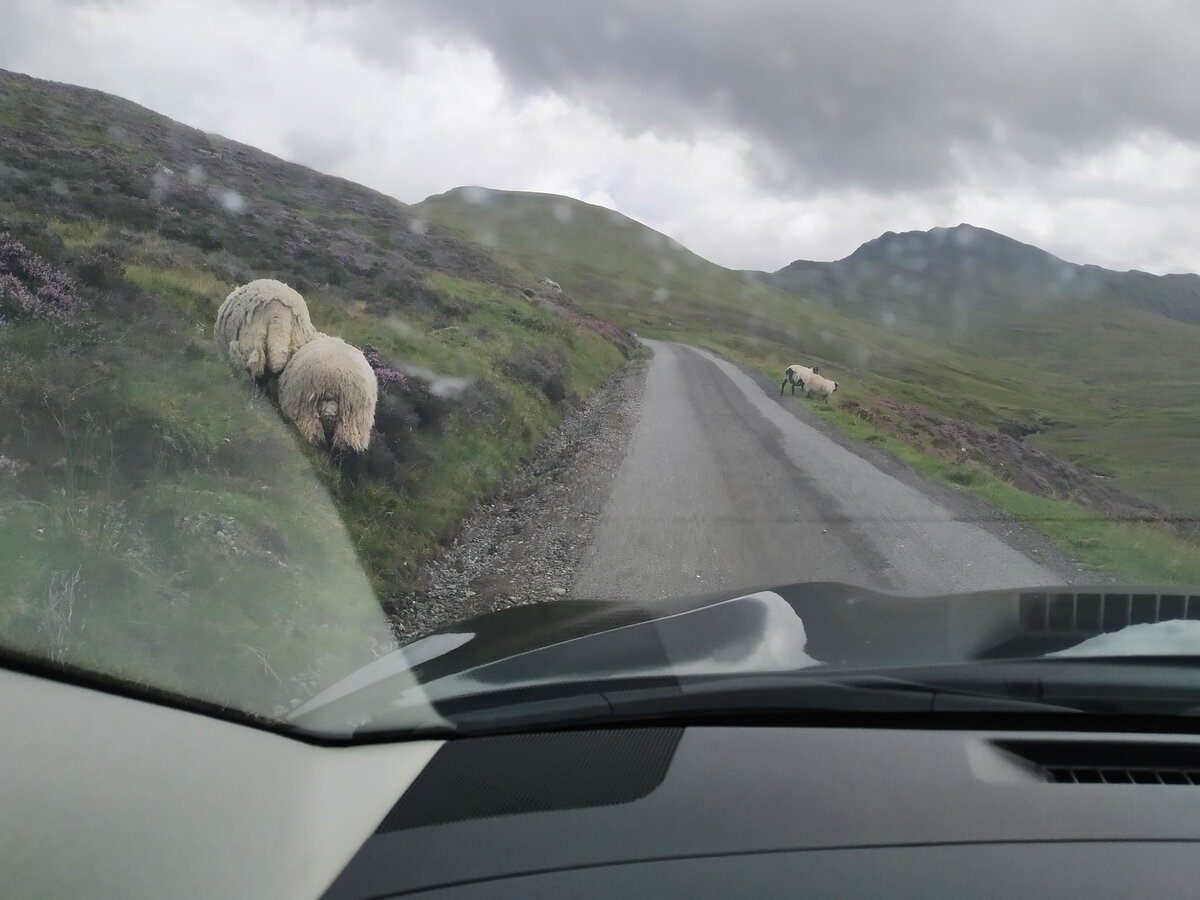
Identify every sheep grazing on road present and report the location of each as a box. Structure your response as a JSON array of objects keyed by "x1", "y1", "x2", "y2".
[
  {"x1": 278, "y1": 335, "x2": 378, "y2": 453},
  {"x1": 214, "y1": 279, "x2": 319, "y2": 384},
  {"x1": 802, "y1": 372, "x2": 839, "y2": 402},
  {"x1": 780, "y1": 363, "x2": 820, "y2": 395}
]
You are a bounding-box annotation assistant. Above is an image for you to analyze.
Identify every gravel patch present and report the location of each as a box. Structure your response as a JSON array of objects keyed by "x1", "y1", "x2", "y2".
[{"x1": 386, "y1": 358, "x2": 648, "y2": 642}]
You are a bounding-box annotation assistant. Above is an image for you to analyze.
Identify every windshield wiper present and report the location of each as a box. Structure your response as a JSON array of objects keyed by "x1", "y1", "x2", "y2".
[
  {"x1": 901, "y1": 657, "x2": 1200, "y2": 718},
  {"x1": 421, "y1": 673, "x2": 1084, "y2": 735},
  {"x1": 324, "y1": 657, "x2": 1200, "y2": 739}
]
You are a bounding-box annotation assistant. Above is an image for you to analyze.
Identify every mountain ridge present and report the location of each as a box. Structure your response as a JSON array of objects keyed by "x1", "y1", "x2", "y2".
[{"x1": 757, "y1": 221, "x2": 1200, "y2": 330}]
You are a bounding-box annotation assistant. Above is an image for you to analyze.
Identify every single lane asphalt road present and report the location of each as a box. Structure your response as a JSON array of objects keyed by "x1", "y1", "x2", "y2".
[{"x1": 572, "y1": 340, "x2": 1083, "y2": 601}]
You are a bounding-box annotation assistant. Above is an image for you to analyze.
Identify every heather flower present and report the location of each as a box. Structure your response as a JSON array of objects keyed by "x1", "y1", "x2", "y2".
[
  {"x1": 0, "y1": 232, "x2": 83, "y2": 323},
  {"x1": 360, "y1": 344, "x2": 407, "y2": 386}
]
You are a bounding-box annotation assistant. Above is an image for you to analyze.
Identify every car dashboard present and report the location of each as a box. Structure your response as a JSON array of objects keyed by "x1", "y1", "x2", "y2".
[{"x1": 7, "y1": 666, "x2": 1200, "y2": 899}]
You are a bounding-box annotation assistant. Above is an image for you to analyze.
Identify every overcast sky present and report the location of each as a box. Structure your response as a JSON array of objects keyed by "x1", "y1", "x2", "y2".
[{"x1": 3, "y1": 0, "x2": 1199, "y2": 274}]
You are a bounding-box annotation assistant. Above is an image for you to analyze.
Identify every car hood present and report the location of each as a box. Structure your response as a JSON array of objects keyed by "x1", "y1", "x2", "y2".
[{"x1": 288, "y1": 582, "x2": 1200, "y2": 735}]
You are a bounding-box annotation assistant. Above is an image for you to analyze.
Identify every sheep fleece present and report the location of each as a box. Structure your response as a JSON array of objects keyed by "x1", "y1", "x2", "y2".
[
  {"x1": 781, "y1": 364, "x2": 817, "y2": 394},
  {"x1": 278, "y1": 335, "x2": 378, "y2": 452},
  {"x1": 214, "y1": 279, "x2": 318, "y2": 378},
  {"x1": 804, "y1": 373, "x2": 839, "y2": 400}
]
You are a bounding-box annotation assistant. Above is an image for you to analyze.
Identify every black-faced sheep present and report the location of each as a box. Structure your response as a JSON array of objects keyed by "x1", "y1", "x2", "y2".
[
  {"x1": 214, "y1": 279, "x2": 319, "y2": 384},
  {"x1": 802, "y1": 372, "x2": 839, "y2": 402},
  {"x1": 278, "y1": 335, "x2": 378, "y2": 453},
  {"x1": 780, "y1": 363, "x2": 820, "y2": 395}
]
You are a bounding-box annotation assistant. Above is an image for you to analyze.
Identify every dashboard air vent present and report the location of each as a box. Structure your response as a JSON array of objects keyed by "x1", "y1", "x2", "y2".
[
  {"x1": 997, "y1": 740, "x2": 1200, "y2": 786},
  {"x1": 1018, "y1": 590, "x2": 1200, "y2": 635}
]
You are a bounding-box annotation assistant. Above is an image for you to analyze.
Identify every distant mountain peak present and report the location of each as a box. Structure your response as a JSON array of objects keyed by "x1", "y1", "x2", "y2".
[
  {"x1": 765, "y1": 222, "x2": 1200, "y2": 329},
  {"x1": 843, "y1": 222, "x2": 1065, "y2": 269}
]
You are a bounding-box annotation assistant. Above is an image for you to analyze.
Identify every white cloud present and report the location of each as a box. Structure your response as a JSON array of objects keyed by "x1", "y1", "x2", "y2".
[{"x1": 3, "y1": 0, "x2": 1199, "y2": 275}]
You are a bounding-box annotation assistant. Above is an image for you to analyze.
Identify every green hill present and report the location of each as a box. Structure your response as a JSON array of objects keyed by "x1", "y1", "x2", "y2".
[
  {"x1": 0, "y1": 69, "x2": 634, "y2": 713},
  {"x1": 414, "y1": 186, "x2": 809, "y2": 339}
]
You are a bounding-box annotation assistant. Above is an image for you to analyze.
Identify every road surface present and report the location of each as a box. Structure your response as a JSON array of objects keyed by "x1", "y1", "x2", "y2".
[{"x1": 572, "y1": 340, "x2": 1078, "y2": 600}]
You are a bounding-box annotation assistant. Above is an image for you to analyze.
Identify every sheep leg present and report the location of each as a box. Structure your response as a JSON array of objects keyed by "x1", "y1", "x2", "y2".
[{"x1": 252, "y1": 372, "x2": 273, "y2": 398}]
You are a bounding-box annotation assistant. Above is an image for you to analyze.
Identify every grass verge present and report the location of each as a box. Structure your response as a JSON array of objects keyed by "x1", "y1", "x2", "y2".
[{"x1": 801, "y1": 386, "x2": 1200, "y2": 585}]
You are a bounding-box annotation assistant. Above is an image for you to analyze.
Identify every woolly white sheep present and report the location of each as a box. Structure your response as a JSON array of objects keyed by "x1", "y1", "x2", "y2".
[
  {"x1": 802, "y1": 372, "x2": 839, "y2": 402},
  {"x1": 278, "y1": 335, "x2": 378, "y2": 453},
  {"x1": 780, "y1": 363, "x2": 820, "y2": 395},
  {"x1": 214, "y1": 279, "x2": 319, "y2": 382}
]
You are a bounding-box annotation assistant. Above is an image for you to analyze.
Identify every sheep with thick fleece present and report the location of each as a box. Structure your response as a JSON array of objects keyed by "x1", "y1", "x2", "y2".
[
  {"x1": 278, "y1": 335, "x2": 378, "y2": 452},
  {"x1": 802, "y1": 372, "x2": 839, "y2": 402},
  {"x1": 214, "y1": 279, "x2": 318, "y2": 382},
  {"x1": 780, "y1": 363, "x2": 820, "y2": 395}
]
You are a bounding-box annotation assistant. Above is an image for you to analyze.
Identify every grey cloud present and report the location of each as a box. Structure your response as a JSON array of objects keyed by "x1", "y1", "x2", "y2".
[{"x1": 340, "y1": 0, "x2": 1200, "y2": 195}]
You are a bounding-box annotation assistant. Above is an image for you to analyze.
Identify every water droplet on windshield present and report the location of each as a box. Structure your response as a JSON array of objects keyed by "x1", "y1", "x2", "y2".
[
  {"x1": 461, "y1": 186, "x2": 490, "y2": 206},
  {"x1": 218, "y1": 189, "x2": 245, "y2": 214}
]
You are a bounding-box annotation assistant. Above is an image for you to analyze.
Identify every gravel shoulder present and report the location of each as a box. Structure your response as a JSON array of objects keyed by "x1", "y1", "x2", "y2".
[{"x1": 386, "y1": 358, "x2": 648, "y2": 641}]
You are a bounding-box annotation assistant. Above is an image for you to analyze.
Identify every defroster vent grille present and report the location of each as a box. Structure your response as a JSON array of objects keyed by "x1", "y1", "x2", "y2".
[
  {"x1": 998, "y1": 740, "x2": 1200, "y2": 786},
  {"x1": 1019, "y1": 590, "x2": 1200, "y2": 635}
]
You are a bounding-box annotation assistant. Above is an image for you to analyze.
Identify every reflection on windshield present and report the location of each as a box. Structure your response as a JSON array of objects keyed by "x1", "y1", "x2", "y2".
[
  {"x1": 0, "y1": 381, "x2": 416, "y2": 722},
  {"x1": 3, "y1": 3, "x2": 1200, "y2": 745},
  {"x1": 654, "y1": 592, "x2": 822, "y2": 674},
  {"x1": 1050, "y1": 620, "x2": 1200, "y2": 658}
]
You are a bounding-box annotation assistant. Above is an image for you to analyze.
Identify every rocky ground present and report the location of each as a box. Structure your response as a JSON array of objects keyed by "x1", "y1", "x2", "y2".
[
  {"x1": 385, "y1": 358, "x2": 648, "y2": 642},
  {"x1": 839, "y1": 397, "x2": 1181, "y2": 527}
]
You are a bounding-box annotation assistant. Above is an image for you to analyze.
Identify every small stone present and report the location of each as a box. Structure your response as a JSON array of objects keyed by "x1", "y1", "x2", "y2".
[{"x1": 550, "y1": 587, "x2": 567, "y2": 596}]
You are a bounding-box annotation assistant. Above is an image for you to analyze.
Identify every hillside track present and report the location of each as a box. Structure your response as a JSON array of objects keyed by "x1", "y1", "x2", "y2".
[{"x1": 573, "y1": 340, "x2": 1088, "y2": 601}]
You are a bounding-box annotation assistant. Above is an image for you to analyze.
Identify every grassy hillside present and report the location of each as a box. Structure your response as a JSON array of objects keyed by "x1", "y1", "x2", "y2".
[
  {"x1": 415, "y1": 187, "x2": 809, "y2": 339},
  {"x1": 0, "y1": 70, "x2": 634, "y2": 714},
  {"x1": 415, "y1": 185, "x2": 1200, "y2": 583}
]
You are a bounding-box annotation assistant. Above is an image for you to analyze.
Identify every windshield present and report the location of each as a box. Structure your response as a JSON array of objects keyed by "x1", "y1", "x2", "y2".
[{"x1": 2, "y1": 2, "x2": 1199, "y2": 736}]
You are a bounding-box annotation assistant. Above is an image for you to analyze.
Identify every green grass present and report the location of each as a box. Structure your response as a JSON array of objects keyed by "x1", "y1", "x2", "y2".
[
  {"x1": 123, "y1": 262, "x2": 231, "y2": 323},
  {"x1": 784, "y1": 392, "x2": 1200, "y2": 585},
  {"x1": 0, "y1": 310, "x2": 394, "y2": 715},
  {"x1": 1, "y1": 205, "x2": 628, "y2": 717},
  {"x1": 297, "y1": 272, "x2": 627, "y2": 590}
]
